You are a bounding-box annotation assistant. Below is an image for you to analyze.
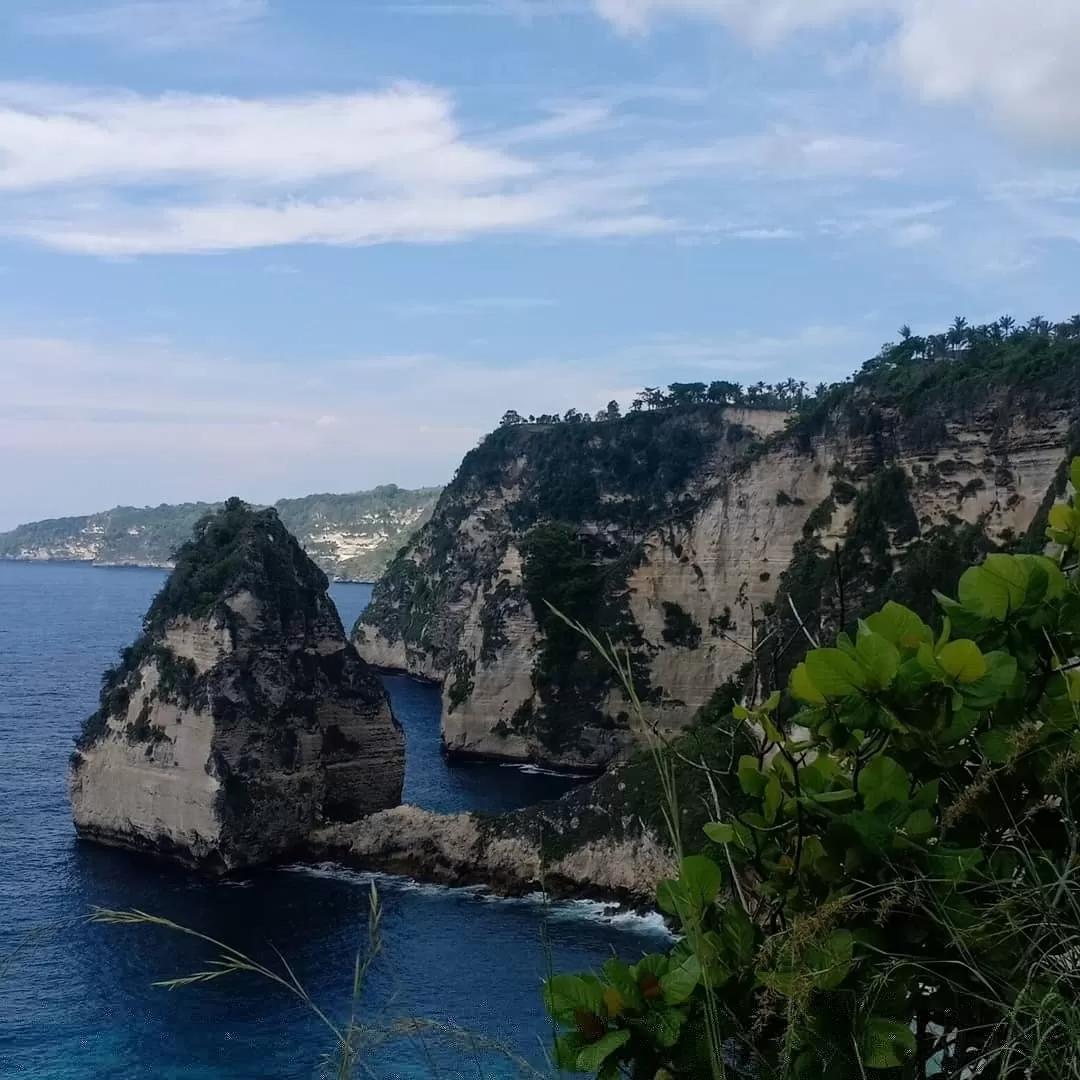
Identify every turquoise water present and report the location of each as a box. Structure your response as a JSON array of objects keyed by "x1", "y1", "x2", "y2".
[{"x1": 0, "y1": 562, "x2": 669, "y2": 1078}]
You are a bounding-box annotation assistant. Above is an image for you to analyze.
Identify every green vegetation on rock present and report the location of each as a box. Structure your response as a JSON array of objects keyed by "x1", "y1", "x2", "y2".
[
  {"x1": 77, "y1": 499, "x2": 330, "y2": 751},
  {"x1": 0, "y1": 484, "x2": 440, "y2": 581}
]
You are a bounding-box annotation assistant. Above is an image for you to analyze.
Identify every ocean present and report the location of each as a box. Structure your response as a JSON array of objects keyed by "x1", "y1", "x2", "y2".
[{"x1": 0, "y1": 561, "x2": 669, "y2": 1078}]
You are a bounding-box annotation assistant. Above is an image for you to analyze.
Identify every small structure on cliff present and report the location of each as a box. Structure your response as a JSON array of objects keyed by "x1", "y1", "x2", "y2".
[{"x1": 69, "y1": 498, "x2": 404, "y2": 872}]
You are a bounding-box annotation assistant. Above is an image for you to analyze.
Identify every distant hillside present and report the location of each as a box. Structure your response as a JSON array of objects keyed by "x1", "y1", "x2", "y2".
[{"x1": 0, "y1": 485, "x2": 443, "y2": 581}]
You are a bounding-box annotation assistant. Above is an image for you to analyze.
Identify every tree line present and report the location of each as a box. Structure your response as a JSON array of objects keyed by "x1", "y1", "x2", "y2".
[
  {"x1": 499, "y1": 378, "x2": 815, "y2": 428},
  {"x1": 499, "y1": 313, "x2": 1080, "y2": 431}
]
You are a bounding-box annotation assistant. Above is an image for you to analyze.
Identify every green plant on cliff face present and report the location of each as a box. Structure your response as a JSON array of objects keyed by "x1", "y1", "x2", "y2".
[
  {"x1": 544, "y1": 461, "x2": 1080, "y2": 1079},
  {"x1": 661, "y1": 603, "x2": 702, "y2": 650},
  {"x1": 519, "y1": 522, "x2": 652, "y2": 751}
]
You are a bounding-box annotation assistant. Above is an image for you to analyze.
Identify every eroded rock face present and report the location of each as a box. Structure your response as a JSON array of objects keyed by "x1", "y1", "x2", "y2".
[
  {"x1": 70, "y1": 501, "x2": 404, "y2": 872},
  {"x1": 356, "y1": 393, "x2": 1077, "y2": 771},
  {"x1": 305, "y1": 804, "x2": 677, "y2": 905}
]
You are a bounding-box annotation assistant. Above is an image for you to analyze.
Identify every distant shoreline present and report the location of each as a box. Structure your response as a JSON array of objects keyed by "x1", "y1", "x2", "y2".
[{"x1": 0, "y1": 555, "x2": 377, "y2": 585}]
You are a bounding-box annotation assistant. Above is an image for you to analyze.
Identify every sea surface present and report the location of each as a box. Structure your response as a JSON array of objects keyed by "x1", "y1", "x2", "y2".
[{"x1": 0, "y1": 562, "x2": 669, "y2": 1078}]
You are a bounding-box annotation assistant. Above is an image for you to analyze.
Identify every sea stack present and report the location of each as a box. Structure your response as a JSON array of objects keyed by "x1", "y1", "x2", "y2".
[{"x1": 69, "y1": 499, "x2": 404, "y2": 872}]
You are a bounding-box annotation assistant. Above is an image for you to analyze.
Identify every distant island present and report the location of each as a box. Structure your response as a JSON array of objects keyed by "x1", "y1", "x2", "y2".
[{"x1": 0, "y1": 485, "x2": 443, "y2": 582}]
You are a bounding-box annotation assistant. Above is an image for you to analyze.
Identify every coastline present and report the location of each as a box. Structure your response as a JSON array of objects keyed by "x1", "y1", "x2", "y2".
[{"x1": 0, "y1": 555, "x2": 377, "y2": 584}]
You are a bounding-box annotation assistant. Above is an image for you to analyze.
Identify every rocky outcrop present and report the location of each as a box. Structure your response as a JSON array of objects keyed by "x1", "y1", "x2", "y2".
[
  {"x1": 356, "y1": 346, "x2": 1080, "y2": 772},
  {"x1": 305, "y1": 805, "x2": 677, "y2": 905},
  {"x1": 69, "y1": 500, "x2": 404, "y2": 872}
]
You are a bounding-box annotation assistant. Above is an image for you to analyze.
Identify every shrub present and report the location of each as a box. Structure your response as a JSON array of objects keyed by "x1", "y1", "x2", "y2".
[
  {"x1": 661, "y1": 603, "x2": 702, "y2": 650},
  {"x1": 545, "y1": 460, "x2": 1080, "y2": 1079}
]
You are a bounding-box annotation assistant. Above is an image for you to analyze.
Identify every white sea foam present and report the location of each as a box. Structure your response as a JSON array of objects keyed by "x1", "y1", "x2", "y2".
[
  {"x1": 280, "y1": 863, "x2": 672, "y2": 937},
  {"x1": 499, "y1": 763, "x2": 593, "y2": 780}
]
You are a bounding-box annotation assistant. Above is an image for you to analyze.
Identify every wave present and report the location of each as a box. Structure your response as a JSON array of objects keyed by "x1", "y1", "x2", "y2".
[
  {"x1": 499, "y1": 763, "x2": 594, "y2": 780},
  {"x1": 279, "y1": 863, "x2": 672, "y2": 937}
]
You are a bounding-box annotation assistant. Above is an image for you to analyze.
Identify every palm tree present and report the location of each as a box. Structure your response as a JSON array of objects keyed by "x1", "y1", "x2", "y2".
[
  {"x1": 947, "y1": 316, "x2": 969, "y2": 356},
  {"x1": 999, "y1": 315, "x2": 1016, "y2": 338}
]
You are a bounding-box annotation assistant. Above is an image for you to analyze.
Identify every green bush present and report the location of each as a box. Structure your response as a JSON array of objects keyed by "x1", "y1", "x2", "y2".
[
  {"x1": 661, "y1": 603, "x2": 702, "y2": 650},
  {"x1": 545, "y1": 460, "x2": 1080, "y2": 1079}
]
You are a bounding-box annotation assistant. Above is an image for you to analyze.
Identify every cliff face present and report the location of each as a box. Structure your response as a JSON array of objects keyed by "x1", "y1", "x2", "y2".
[
  {"x1": 70, "y1": 500, "x2": 404, "y2": 872},
  {"x1": 356, "y1": 346, "x2": 1079, "y2": 772}
]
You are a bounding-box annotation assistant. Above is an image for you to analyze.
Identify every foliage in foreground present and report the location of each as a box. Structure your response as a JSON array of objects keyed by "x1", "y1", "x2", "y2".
[{"x1": 545, "y1": 461, "x2": 1080, "y2": 1079}]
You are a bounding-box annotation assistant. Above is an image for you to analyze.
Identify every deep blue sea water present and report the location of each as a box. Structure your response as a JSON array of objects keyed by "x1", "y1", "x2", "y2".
[{"x1": 0, "y1": 562, "x2": 669, "y2": 1078}]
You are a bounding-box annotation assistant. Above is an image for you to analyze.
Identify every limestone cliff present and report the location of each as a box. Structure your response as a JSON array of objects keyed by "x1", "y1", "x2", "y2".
[
  {"x1": 70, "y1": 499, "x2": 404, "y2": 872},
  {"x1": 356, "y1": 327, "x2": 1080, "y2": 771}
]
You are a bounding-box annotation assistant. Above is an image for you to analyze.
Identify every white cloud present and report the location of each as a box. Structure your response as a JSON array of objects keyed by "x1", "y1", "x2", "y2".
[
  {"x1": 730, "y1": 227, "x2": 799, "y2": 239},
  {"x1": 26, "y1": 0, "x2": 267, "y2": 51},
  {"x1": 0, "y1": 80, "x2": 902, "y2": 255},
  {"x1": 0, "y1": 82, "x2": 525, "y2": 191},
  {"x1": 593, "y1": 0, "x2": 884, "y2": 41},
  {"x1": 889, "y1": 1, "x2": 1080, "y2": 144},
  {"x1": 591, "y1": 0, "x2": 1080, "y2": 145}
]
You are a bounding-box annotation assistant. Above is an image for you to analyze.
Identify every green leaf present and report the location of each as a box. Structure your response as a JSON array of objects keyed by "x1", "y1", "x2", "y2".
[
  {"x1": 632, "y1": 955, "x2": 669, "y2": 981},
  {"x1": 864, "y1": 602, "x2": 932, "y2": 648},
  {"x1": 576, "y1": 1030, "x2": 630, "y2": 1071},
  {"x1": 958, "y1": 565, "x2": 1014, "y2": 620},
  {"x1": 926, "y1": 847, "x2": 983, "y2": 882},
  {"x1": 980, "y1": 727, "x2": 1014, "y2": 764},
  {"x1": 553, "y1": 1032, "x2": 588, "y2": 1070},
  {"x1": 807, "y1": 929, "x2": 853, "y2": 990},
  {"x1": 544, "y1": 974, "x2": 605, "y2": 1025},
  {"x1": 855, "y1": 630, "x2": 900, "y2": 690},
  {"x1": 703, "y1": 822, "x2": 734, "y2": 845},
  {"x1": 660, "y1": 955, "x2": 701, "y2": 1005},
  {"x1": 720, "y1": 901, "x2": 756, "y2": 966},
  {"x1": 904, "y1": 808, "x2": 935, "y2": 838},
  {"x1": 910, "y1": 778, "x2": 940, "y2": 810},
  {"x1": 738, "y1": 755, "x2": 767, "y2": 797},
  {"x1": 806, "y1": 788, "x2": 855, "y2": 806},
  {"x1": 860, "y1": 1017, "x2": 916, "y2": 1069},
  {"x1": 857, "y1": 755, "x2": 909, "y2": 810},
  {"x1": 1049, "y1": 504, "x2": 1078, "y2": 536},
  {"x1": 764, "y1": 776, "x2": 783, "y2": 824},
  {"x1": 640, "y1": 1008, "x2": 685, "y2": 1048},
  {"x1": 982, "y1": 554, "x2": 1030, "y2": 610},
  {"x1": 601, "y1": 959, "x2": 642, "y2": 1009},
  {"x1": 937, "y1": 639, "x2": 987, "y2": 684},
  {"x1": 791, "y1": 662, "x2": 826, "y2": 704},
  {"x1": 805, "y1": 648, "x2": 867, "y2": 697},
  {"x1": 680, "y1": 855, "x2": 722, "y2": 911}
]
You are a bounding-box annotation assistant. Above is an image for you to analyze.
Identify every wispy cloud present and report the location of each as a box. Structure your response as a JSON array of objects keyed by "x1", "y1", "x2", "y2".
[
  {"x1": 25, "y1": 0, "x2": 268, "y2": 52},
  {"x1": 0, "y1": 80, "x2": 913, "y2": 256}
]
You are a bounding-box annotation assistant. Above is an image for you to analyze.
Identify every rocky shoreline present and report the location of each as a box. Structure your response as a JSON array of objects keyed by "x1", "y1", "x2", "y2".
[{"x1": 301, "y1": 803, "x2": 676, "y2": 907}]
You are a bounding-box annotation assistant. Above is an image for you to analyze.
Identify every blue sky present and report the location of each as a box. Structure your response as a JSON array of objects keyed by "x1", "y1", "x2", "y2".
[{"x1": 2, "y1": 0, "x2": 1079, "y2": 528}]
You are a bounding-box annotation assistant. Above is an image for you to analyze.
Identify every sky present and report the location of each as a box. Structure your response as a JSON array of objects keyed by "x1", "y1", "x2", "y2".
[{"x1": 2, "y1": 0, "x2": 1080, "y2": 529}]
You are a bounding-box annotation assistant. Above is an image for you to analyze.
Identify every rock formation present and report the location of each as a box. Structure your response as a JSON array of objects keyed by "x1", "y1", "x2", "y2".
[
  {"x1": 356, "y1": 336, "x2": 1080, "y2": 772},
  {"x1": 70, "y1": 499, "x2": 404, "y2": 872}
]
